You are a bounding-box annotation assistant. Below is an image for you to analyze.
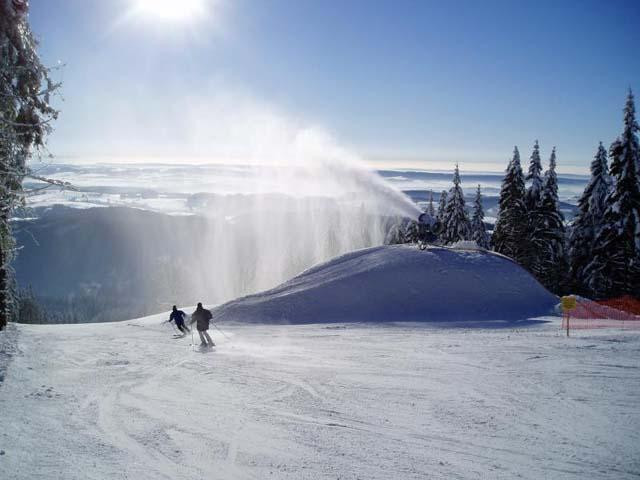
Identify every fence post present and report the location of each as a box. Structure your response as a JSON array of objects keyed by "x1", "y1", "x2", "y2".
[{"x1": 561, "y1": 296, "x2": 576, "y2": 337}]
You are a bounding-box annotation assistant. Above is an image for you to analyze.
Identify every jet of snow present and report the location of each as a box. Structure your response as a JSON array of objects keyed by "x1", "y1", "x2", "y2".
[{"x1": 147, "y1": 90, "x2": 421, "y2": 304}]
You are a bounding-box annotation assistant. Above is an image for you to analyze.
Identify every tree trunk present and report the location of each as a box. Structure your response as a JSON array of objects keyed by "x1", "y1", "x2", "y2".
[{"x1": 0, "y1": 240, "x2": 6, "y2": 330}]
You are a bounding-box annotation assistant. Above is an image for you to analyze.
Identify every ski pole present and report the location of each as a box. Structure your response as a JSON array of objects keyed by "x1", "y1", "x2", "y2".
[
  {"x1": 211, "y1": 322, "x2": 232, "y2": 341},
  {"x1": 190, "y1": 326, "x2": 195, "y2": 351}
]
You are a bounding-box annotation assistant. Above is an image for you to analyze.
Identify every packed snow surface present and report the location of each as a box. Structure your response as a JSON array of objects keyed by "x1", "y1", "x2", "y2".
[
  {"x1": 212, "y1": 245, "x2": 559, "y2": 324},
  {"x1": 0, "y1": 318, "x2": 639, "y2": 479}
]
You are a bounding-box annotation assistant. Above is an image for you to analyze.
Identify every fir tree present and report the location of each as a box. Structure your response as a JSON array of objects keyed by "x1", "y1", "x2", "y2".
[
  {"x1": 1, "y1": 2, "x2": 60, "y2": 329},
  {"x1": 543, "y1": 148, "x2": 559, "y2": 203},
  {"x1": 435, "y1": 190, "x2": 448, "y2": 244},
  {"x1": 525, "y1": 140, "x2": 544, "y2": 210},
  {"x1": 520, "y1": 141, "x2": 546, "y2": 272},
  {"x1": 436, "y1": 190, "x2": 448, "y2": 224},
  {"x1": 471, "y1": 184, "x2": 490, "y2": 248},
  {"x1": 568, "y1": 143, "x2": 611, "y2": 295},
  {"x1": 586, "y1": 90, "x2": 640, "y2": 298},
  {"x1": 493, "y1": 147, "x2": 527, "y2": 263},
  {"x1": 441, "y1": 164, "x2": 471, "y2": 244},
  {"x1": 403, "y1": 219, "x2": 420, "y2": 243},
  {"x1": 532, "y1": 148, "x2": 567, "y2": 292},
  {"x1": 385, "y1": 222, "x2": 406, "y2": 245},
  {"x1": 427, "y1": 191, "x2": 436, "y2": 217}
]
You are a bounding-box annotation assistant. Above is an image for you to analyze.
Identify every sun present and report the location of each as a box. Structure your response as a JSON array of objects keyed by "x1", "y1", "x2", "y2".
[{"x1": 133, "y1": 0, "x2": 207, "y2": 22}]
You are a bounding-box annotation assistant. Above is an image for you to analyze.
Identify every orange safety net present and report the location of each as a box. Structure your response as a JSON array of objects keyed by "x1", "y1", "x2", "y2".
[
  {"x1": 597, "y1": 295, "x2": 640, "y2": 316},
  {"x1": 562, "y1": 296, "x2": 640, "y2": 330}
]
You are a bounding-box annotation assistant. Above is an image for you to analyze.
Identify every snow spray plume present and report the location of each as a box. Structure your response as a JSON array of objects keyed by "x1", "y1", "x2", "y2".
[{"x1": 127, "y1": 91, "x2": 420, "y2": 305}]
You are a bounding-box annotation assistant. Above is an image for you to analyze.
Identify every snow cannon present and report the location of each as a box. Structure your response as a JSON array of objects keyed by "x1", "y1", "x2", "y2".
[{"x1": 417, "y1": 212, "x2": 438, "y2": 249}]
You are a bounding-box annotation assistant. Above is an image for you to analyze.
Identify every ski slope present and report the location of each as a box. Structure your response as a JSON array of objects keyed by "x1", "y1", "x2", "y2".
[
  {"x1": 212, "y1": 245, "x2": 559, "y2": 324},
  {"x1": 1, "y1": 317, "x2": 639, "y2": 479}
]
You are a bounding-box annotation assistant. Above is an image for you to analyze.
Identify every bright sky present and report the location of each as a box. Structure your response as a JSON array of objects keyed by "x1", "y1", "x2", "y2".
[{"x1": 30, "y1": 0, "x2": 640, "y2": 171}]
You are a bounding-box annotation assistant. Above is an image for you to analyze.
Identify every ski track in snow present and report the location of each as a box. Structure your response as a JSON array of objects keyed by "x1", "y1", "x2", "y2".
[{"x1": 1, "y1": 317, "x2": 639, "y2": 479}]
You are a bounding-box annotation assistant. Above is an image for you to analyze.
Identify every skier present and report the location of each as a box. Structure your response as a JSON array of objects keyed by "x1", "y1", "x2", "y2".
[
  {"x1": 190, "y1": 302, "x2": 215, "y2": 347},
  {"x1": 168, "y1": 305, "x2": 190, "y2": 335}
]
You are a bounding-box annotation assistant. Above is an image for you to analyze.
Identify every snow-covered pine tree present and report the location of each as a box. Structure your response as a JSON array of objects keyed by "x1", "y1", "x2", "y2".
[
  {"x1": 543, "y1": 148, "x2": 560, "y2": 204},
  {"x1": 586, "y1": 90, "x2": 640, "y2": 298},
  {"x1": 525, "y1": 140, "x2": 544, "y2": 210},
  {"x1": 403, "y1": 219, "x2": 420, "y2": 243},
  {"x1": 436, "y1": 190, "x2": 448, "y2": 224},
  {"x1": 385, "y1": 221, "x2": 405, "y2": 245},
  {"x1": 493, "y1": 147, "x2": 527, "y2": 263},
  {"x1": 471, "y1": 184, "x2": 490, "y2": 248},
  {"x1": 568, "y1": 143, "x2": 611, "y2": 295},
  {"x1": 441, "y1": 164, "x2": 471, "y2": 244},
  {"x1": 434, "y1": 190, "x2": 449, "y2": 244},
  {"x1": 533, "y1": 148, "x2": 567, "y2": 292},
  {"x1": 1, "y1": 2, "x2": 60, "y2": 329},
  {"x1": 427, "y1": 191, "x2": 436, "y2": 217},
  {"x1": 518, "y1": 140, "x2": 547, "y2": 272}
]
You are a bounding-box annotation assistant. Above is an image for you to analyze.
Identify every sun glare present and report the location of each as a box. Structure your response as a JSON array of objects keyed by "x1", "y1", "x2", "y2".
[{"x1": 133, "y1": 0, "x2": 207, "y2": 22}]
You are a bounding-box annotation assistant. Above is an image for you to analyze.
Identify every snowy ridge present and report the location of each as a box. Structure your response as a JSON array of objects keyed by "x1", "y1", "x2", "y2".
[{"x1": 212, "y1": 245, "x2": 559, "y2": 324}]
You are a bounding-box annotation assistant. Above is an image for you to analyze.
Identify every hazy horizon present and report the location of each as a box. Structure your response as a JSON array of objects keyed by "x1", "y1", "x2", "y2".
[{"x1": 36, "y1": 155, "x2": 592, "y2": 176}]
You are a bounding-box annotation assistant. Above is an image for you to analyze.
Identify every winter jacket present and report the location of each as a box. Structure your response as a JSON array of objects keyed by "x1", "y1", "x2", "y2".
[
  {"x1": 169, "y1": 310, "x2": 186, "y2": 325},
  {"x1": 191, "y1": 307, "x2": 212, "y2": 331}
]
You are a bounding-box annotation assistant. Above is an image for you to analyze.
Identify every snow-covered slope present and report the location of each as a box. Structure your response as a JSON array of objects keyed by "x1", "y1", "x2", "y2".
[
  {"x1": 212, "y1": 245, "x2": 558, "y2": 324},
  {"x1": 2, "y1": 319, "x2": 639, "y2": 479}
]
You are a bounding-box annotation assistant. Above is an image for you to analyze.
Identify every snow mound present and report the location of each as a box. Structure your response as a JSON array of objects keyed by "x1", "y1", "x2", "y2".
[{"x1": 212, "y1": 245, "x2": 558, "y2": 324}]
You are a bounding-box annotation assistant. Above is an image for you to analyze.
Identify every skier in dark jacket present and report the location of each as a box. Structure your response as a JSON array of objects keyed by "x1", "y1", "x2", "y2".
[
  {"x1": 168, "y1": 305, "x2": 190, "y2": 335},
  {"x1": 190, "y1": 302, "x2": 215, "y2": 347}
]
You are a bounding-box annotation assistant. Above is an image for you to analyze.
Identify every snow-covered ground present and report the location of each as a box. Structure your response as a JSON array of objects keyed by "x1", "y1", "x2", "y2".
[{"x1": 1, "y1": 317, "x2": 639, "y2": 479}]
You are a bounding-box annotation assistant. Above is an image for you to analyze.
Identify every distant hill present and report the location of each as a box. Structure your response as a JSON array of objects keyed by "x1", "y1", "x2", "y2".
[
  {"x1": 13, "y1": 205, "x2": 397, "y2": 322},
  {"x1": 14, "y1": 206, "x2": 215, "y2": 322}
]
